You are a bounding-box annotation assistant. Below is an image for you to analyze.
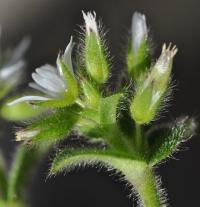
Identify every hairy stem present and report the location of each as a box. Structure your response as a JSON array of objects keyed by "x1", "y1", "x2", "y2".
[
  {"x1": 135, "y1": 123, "x2": 143, "y2": 152},
  {"x1": 118, "y1": 163, "x2": 162, "y2": 207},
  {"x1": 51, "y1": 152, "x2": 162, "y2": 207},
  {"x1": 134, "y1": 168, "x2": 161, "y2": 207}
]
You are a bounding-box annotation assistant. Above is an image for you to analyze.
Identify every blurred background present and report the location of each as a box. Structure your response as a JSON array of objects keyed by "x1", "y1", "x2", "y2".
[{"x1": 0, "y1": 0, "x2": 200, "y2": 206}]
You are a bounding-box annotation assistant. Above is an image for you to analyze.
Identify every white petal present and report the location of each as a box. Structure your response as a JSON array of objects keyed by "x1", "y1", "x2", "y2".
[
  {"x1": 36, "y1": 67, "x2": 64, "y2": 85},
  {"x1": 32, "y1": 72, "x2": 65, "y2": 93},
  {"x1": 154, "y1": 43, "x2": 178, "y2": 74},
  {"x1": 7, "y1": 96, "x2": 50, "y2": 106},
  {"x1": 0, "y1": 60, "x2": 25, "y2": 80},
  {"x1": 29, "y1": 82, "x2": 59, "y2": 98},
  {"x1": 63, "y1": 36, "x2": 74, "y2": 74},
  {"x1": 9, "y1": 36, "x2": 31, "y2": 65},
  {"x1": 16, "y1": 129, "x2": 39, "y2": 141},
  {"x1": 132, "y1": 12, "x2": 147, "y2": 54},
  {"x1": 82, "y1": 11, "x2": 98, "y2": 36},
  {"x1": 36, "y1": 64, "x2": 57, "y2": 74}
]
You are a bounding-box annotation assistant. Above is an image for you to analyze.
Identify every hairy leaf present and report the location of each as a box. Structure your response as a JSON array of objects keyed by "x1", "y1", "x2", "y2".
[
  {"x1": 50, "y1": 148, "x2": 162, "y2": 206},
  {"x1": 51, "y1": 148, "x2": 141, "y2": 174},
  {"x1": 148, "y1": 117, "x2": 197, "y2": 165}
]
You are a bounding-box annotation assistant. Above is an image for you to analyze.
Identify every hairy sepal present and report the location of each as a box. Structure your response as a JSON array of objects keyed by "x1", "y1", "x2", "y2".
[
  {"x1": 22, "y1": 105, "x2": 81, "y2": 144},
  {"x1": 1, "y1": 96, "x2": 45, "y2": 121},
  {"x1": 99, "y1": 93, "x2": 122, "y2": 126},
  {"x1": 127, "y1": 40, "x2": 150, "y2": 81}
]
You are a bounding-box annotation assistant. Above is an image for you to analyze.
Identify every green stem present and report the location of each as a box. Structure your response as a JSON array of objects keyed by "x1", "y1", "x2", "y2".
[
  {"x1": 51, "y1": 151, "x2": 162, "y2": 207},
  {"x1": 117, "y1": 161, "x2": 162, "y2": 207},
  {"x1": 135, "y1": 168, "x2": 161, "y2": 207},
  {"x1": 135, "y1": 123, "x2": 142, "y2": 151}
]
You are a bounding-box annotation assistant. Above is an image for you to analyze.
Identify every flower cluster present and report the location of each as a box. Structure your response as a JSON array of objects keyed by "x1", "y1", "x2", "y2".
[{"x1": 4, "y1": 11, "x2": 196, "y2": 207}]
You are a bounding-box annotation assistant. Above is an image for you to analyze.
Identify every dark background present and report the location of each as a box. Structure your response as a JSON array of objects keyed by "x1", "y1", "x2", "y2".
[{"x1": 0, "y1": 0, "x2": 200, "y2": 206}]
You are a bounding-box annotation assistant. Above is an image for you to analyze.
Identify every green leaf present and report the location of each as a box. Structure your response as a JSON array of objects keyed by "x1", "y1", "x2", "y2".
[
  {"x1": 148, "y1": 117, "x2": 197, "y2": 166},
  {"x1": 51, "y1": 148, "x2": 139, "y2": 174},
  {"x1": 7, "y1": 145, "x2": 40, "y2": 201},
  {"x1": 50, "y1": 148, "x2": 162, "y2": 207},
  {"x1": 99, "y1": 93, "x2": 122, "y2": 126}
]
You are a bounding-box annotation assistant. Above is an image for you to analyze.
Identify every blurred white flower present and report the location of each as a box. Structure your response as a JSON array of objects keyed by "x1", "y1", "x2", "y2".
[
  {"x1": 8, "y1": 37, "x2": 74, "y2": 106},
  {"x1": 131, "y1": 12, "x2": 148, "y2": 54},
  {"x1": 0, "y1": 27, "x2": 30, "y2": 89}
]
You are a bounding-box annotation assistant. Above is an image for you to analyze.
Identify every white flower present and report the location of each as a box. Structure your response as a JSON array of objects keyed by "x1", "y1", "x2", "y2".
[
  {"x1": 82, "y1": 11, "x2": 98, "y2": 36},
  {"x1": 154, "y1": 43, "x2": 178, "y2": 75},
  {"x1": 8, "y1": 37, "x2": 74, "y2": 106},
  {"x1": 131, "y1": 12, "x2": 148, "y2": 54}
]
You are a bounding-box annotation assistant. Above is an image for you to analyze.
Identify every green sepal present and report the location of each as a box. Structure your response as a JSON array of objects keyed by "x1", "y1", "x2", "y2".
[
  {"x1": 27, "y1": 105, "x2": 81, "y2": 144},
  {"x1": 1, "y1": 97, "x2": 45, "y2": 121},
  {"x1": 84, "y1": 32, "x2": 109, "y2": 84},
  {"x1": 148, "y1": 117, "x2": 197, "y2": 166},
  {"x1": 127, "y1": 39, "x2": 150, "y2": 81},
  {"x1": 78, "y1": 93, "x2": 122, "y2": 137},
  {"x1": 99, "y1": 93, "x2": 122, "y2": 126},
  {"x1": 81, "y1": 79, "x2": 100, "y2": 109},
  {"x1": 78, "y1": 108, "x2": 102, "y2": 138},
  {"x1": 130, "y1": 79, "x2": 160, "y2": 124}
]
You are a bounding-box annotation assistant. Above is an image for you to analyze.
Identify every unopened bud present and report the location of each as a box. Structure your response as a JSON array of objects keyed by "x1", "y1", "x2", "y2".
[
  {"x1": 16, "y1": 129, "x2": 39, "y2": 141},
  {"x1": 82, "y1": 11, "x2": 109, "y2": 84},
  {"x1": 127, "y1": 12, "x2": 150, "y2": 81},
  {"x1": 130, "y1": 43, "x2": 177, "y2": 124}
]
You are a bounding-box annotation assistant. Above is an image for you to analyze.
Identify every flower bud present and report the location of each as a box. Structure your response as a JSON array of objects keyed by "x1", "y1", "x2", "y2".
[
  {"x1": 82, "y1": 11, "x2": 109, "y2": 84},
  {"x1": 127, "y1": 12, "x2": 150, "y2": 81},
  {"x1": 16, "y1": 129, "x2": 39, "y2": 142},
  {"x1": 130, "y1": 44, "x2": 177, "y2": 124}
]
